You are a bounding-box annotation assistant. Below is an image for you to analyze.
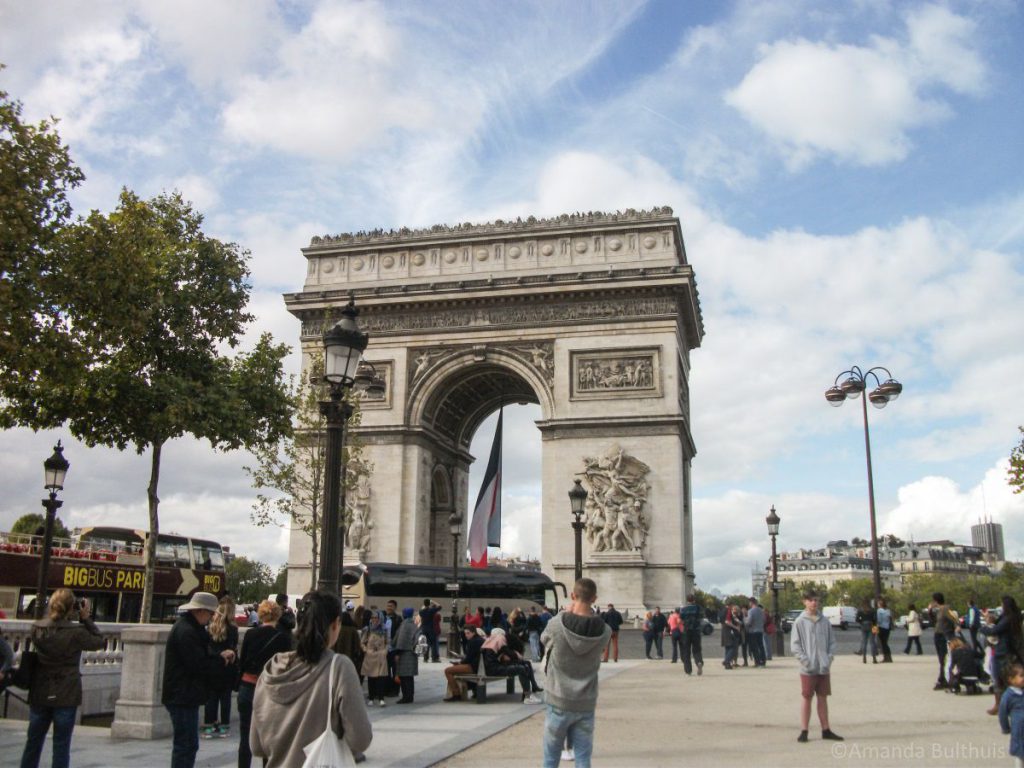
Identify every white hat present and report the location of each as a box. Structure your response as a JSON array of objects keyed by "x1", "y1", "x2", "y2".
[
  {"x1": 345, "y1": 600, "x2": 355, "y2": 611},
  {"x1": 180, "y1": 592, "x2": 219, "y2": 612}
]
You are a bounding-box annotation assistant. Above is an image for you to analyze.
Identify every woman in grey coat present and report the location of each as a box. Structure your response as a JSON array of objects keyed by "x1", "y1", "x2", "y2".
[{"x1": 394, "y1": 608, "x2": 420, "y2": 703}]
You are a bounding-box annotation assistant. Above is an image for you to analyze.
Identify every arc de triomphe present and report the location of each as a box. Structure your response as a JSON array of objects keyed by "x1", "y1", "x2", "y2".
[{"x1": 283, "y1": 207, "x2": 703, "y2": 611}]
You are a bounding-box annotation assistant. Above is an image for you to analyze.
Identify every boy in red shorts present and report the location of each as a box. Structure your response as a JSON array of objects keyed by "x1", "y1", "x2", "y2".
[{"x1": 791, "y1": 590, "x2": 843, "y2": 743}]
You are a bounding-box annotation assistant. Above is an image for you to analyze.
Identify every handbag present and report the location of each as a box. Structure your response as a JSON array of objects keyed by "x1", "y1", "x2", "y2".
[
  {"x1": 301, "y1": 655, "x2": 356, "y2": 768},
  {"x1": 10, "y1": 650, "x2": 38, "y2": 691}
]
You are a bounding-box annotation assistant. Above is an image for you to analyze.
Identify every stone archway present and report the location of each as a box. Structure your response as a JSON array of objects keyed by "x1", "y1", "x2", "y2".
[{"x1": 284, "y1": 208, "x2": 703, "y2": 612}]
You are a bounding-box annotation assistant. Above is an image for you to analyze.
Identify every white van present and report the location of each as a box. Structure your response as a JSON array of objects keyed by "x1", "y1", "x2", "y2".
[{"x1": 823, "y1": 606, "x2": 857, "y2": 630}]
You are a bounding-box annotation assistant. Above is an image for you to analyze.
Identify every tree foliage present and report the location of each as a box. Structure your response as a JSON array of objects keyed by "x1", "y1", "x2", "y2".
[
  {"x1": 11, "y1": 512, "x2": 71, "y2": 540},
  {"x1": 1010, "y1": 427, "x2": 1024, "y2": 494},
  {"x1": 225, "y1": 556, "x2": 275, "y2": 605},
  {"x1": 0, "y1": 81, "x2": 85, "y2": 423},
  {"x1": 245, "y1": 361, "x2": 369, "y2": 592},
  {"x1": 2, "y1": 187, "x2": 293, "y2": 622}
]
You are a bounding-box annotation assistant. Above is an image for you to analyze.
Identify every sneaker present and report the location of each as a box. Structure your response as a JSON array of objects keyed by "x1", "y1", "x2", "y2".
[
  {"x1": 201, "y1": 726, "x2": 216, "y2": 739},
  {"x1": 797, "y1": 731, "x2": 808, "y2": 743},
  {"x1": 524, "y1": 693, "x2": 544, "y2": 704},
  {"x1": 822, "y1": 729, "x2": 844, "y2": 741},
  {"x1": 378, "y1": 699, "x2": 386, "y2": 708},
  {"x1": 367, "y1": 699, "x2": 375, "y2": 707},
  {"x1": 561, "y1": 749, "x2": 575, "y2": 762},
  {"x1": 217, "y1": 725, "x2": 230, "y2": 738}
]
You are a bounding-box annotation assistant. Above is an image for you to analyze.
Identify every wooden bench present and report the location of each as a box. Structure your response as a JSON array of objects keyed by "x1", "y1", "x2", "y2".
[{"x1": 451, "y1": 673, "x2": 517, "y2": 703}]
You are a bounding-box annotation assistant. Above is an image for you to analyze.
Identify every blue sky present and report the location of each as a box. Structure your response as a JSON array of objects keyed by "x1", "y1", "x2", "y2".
[{"x1": 1, "y1": 1, "x2": 1022, "y2": 594}]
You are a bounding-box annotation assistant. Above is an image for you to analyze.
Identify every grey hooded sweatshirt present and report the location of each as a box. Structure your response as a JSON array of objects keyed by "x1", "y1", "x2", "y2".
[
  {"x1": 791, "y1": 611, "x2": 837, "y2": 676},
  {"x1": 541, "y1": 611, "x2": 611, "y2": 712},
  {"x1": 250, "y1": 649, "x2": 371, "y2": 768}
]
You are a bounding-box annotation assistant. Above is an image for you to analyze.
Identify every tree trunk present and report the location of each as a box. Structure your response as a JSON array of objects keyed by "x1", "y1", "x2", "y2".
[{"x1": 140, "y1": 440, "x2": 162, "y2": 624}]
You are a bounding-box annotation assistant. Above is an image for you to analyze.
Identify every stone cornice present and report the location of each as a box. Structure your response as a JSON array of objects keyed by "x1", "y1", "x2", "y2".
[{"x1": 305, "y1": 206, "x2": 677, "y2": 251}]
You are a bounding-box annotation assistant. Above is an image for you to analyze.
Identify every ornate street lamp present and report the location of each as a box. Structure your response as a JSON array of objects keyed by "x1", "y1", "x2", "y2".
[
  {"x1": 569, "y1": 479, "x2": 588, "y2": 583},
  {"x1": 765, "y1": 505, "x2": 783, "y2": 657},
  {"x1": 318, "y1": 299, "x2": 370, "y2": 596},
  {"x1": 35, "y1": 441, "x2": 70, "y2": 619},
  {"x1": 447, "y1": 512, "x2": 463, "y2": 659},
  {"x1": 825, "y1": 365, "x2": 902, "y2": 605}
]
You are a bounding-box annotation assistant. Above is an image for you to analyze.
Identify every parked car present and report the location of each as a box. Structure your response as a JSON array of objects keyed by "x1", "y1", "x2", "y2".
[{"x1": 781, "y1": 609, "x2": 803, "y2": 633}]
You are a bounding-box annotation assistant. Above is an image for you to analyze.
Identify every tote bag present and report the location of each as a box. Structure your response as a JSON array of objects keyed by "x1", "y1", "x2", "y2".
[{"x1": 302, "y1": 655, "x2": 357, "y2": 768}]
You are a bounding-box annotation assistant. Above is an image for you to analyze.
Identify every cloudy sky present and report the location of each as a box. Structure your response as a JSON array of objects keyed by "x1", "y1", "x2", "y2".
[{"x1": 1, "y1": 1, "x2": 1022, "y2": 595}]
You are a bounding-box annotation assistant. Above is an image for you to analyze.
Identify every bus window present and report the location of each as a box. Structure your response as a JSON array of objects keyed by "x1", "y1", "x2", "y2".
[
  {"x1": 191, "y1": 540, "x2": 224, "y2": 571},
  {"x1": 155, "y1": 536, "x2": 191, "y2": 568}
]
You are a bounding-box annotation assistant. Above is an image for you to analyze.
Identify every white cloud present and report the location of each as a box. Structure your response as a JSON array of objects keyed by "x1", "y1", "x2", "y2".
[{"x1": 725, "y1": 5, "x2": 985, "y2": 168}]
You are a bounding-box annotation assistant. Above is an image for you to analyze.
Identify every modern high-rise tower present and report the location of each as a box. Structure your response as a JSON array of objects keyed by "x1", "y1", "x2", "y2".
[{"x1": 971, "y1": 518, "x2": 1005, "y2": 561}]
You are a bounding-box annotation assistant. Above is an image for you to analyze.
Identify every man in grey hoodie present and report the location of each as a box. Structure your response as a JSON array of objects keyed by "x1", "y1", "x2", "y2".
[
  {"x1": 791, "y1": 590, "x2": 843, "y2": 744},
  {"x1": 540, "y1": 578, "x2": 611, "y2": 768}
]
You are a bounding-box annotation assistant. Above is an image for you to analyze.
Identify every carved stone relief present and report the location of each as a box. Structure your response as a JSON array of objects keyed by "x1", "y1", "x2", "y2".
[
  {"x1": 408, "y1": 341, "x2": 554, "y2": 391},
  {"x1": 571, "y1": 348, "x2": 660, "y2": 400},
  {"x1": 344, "y1": 472, "x2": 373, "y2": 556},
  {"x1": 579, "y1": 446, "x2": 651, "y2": 554},
  {"x1": 302, "y1": 296, "x2": 678, "y2": 338},
  {"x1": 357, "y1": 360, "x2": 392, "y2": 409}
]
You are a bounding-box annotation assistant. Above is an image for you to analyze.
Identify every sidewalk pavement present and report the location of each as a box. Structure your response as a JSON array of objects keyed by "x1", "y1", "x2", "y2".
[
  {"x1": 0, "y1": 659, "x2": 632, "y2": 768},
  {"x1": 437, "y1": 653, "x2": 1008, "y2": 768},
  {"x1": 1, "y1": 653, "x2": 1009, "y2": 767}
]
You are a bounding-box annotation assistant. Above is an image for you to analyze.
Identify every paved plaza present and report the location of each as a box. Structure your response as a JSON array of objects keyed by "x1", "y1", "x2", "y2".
[{"x1": 1, "y1": 649, "x2": 1009, "y2": 767}]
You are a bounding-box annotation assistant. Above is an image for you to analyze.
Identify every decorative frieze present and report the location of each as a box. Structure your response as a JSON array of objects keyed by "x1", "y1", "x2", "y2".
[
  {"x1": 408, "y1": 341, "x2": 554, "y2": 391},
  {"x1": 579, "y1": 446, "x2": 651, "y2": 555},
  {"x1": 571, "y1": 348, "x2": 661, "y2": 400},
  {"x1": 300, "y1": 296, "x2": 678, "y2": 338}
]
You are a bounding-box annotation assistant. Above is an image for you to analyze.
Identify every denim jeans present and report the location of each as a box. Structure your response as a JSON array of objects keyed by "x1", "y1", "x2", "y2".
[
  {"x1": 747, "y1": 632, "x2": 765, "y2": 665},
  {"x1": 529, "y1": 631, "x2": 542, "y2": 661},
  {"x1": 166, "y1": 704, "x2": 200, "y2": 768},
  {"x1": 20, "y1": 705, "x2": 77, "y2": 768},
  {"x1": 652, "y1": 633, "x2": 663, "y2": 657},
  {"x1": 543, "y1": 705, "x2": 595, "y2": 768},
  {"x1": 237, "y1": 682, "x2": 255, "y2": 768}
]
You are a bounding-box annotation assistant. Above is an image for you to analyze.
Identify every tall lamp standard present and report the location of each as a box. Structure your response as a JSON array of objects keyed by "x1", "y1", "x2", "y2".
[
  {"x1": 569, "y1": 480, "x2": 588, "y2": 583},
  {"x1": 765, "y1": 505, "x2": 784, "y2": 657},
  {"x1": 317, "y1": 299, "x2": 369, "y2": 597},
  {"x1": 825, "y1": 366, "x2": 902, "y2": 605},
  {"x1": 36, "y1": 442, "x2": 70, "y2": 619},
  {"x1": 447, "y1": 512, "x2": 463, "y2": 659}
]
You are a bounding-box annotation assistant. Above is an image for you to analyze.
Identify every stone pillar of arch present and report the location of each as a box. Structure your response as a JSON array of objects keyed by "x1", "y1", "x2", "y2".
[{"x1": 284, "y1": 208, "x2": 703, "y2": 613}]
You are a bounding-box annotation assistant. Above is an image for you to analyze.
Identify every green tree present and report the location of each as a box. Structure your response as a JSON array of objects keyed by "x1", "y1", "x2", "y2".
[
  {"x1": 1010, "y1": 427, "x2": 1024, "y2": 494},
  {"x1": 225, "y1": 556, "x2": 275, "y2": 605},
  {"x1": 0, "y1": 80, "x2": 85, "y2": 423},
  {"x1": 272, "y1": 566, "x2": 288, "y2": 596},
  {"x1": 3, "y1": 190, "x2": 292, "y2": 622},
  {"x1": 11, "y1": 512, "x2": 71, "y2": 540},
  {"x1": 245, "y1": 362, "x2": 369, "y2": 592}
]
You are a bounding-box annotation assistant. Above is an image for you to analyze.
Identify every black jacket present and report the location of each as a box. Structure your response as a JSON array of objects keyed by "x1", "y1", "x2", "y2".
[
  {"x1": 162, "y1": 612, "x2": 226, "y2": 706},
  {"x1": 28, "y1": 616, "x2": 105, "y2": 708},
  {"x1": 239, "y1": 625, "x2": 293, "y2": 680}
]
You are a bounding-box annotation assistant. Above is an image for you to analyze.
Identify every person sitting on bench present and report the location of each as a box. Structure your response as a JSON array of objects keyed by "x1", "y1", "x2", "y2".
[
  {"x1": 443, "y1": 628, "x2": 485, "y2": 702},
  {"x1": 481, "y1": 627, "x2": 543, "y2": 702}
]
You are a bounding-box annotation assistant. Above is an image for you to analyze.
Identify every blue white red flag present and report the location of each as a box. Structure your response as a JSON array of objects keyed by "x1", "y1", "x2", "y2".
[{"x1": 467, "y1": 408, "x2": 503, "y2": 568}]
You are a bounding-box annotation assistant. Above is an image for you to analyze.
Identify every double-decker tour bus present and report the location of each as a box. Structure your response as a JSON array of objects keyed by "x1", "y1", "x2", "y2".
[
  {"x1": 341, "y1": 561, "x2": 566, "y2": 615},
  {"x1": 0, "y1": 526, "x2": 227, "y2": 622}
]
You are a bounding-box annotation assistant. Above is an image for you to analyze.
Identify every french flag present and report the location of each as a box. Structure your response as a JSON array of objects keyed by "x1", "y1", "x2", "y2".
[{"x1": 467, "y1": 408, "x2": 503, "y2": 568}]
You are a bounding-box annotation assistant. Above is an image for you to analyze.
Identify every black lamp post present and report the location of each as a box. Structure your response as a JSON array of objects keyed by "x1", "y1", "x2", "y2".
[
  {"x1": 447, "y1": 512, "x2": 463, "y2": 659},
  {"x1": 765, "y1": 505, "x2": 784, "y2": 657},
  {"x1": 317, "y1": 299, "x2": 369, "y2": 597},
  {"x1": 569, "y1": 479, "x2": 587, "y2": 583},
  {"x1": 825, "y1": 366, "x2": 902, "y2": 605},
  {"x1": 35, "y1": 441, "x2": 70, "y2": 619}
]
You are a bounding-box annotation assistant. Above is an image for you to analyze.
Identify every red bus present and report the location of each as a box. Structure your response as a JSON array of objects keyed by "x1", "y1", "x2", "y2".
[{"x1": 0, "y1": 526, "x2": 227, "y2": 622}]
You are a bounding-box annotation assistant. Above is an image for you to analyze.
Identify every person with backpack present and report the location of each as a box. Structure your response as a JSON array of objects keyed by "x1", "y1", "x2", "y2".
[{"x1": 679, "y1": 594, "x2": 705, "y2": 675}]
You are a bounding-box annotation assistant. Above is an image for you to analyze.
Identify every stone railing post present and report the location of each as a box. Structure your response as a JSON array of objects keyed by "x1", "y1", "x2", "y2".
[{"x1": 111, "y1": 624, "x2": 171, "y2": 739}]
